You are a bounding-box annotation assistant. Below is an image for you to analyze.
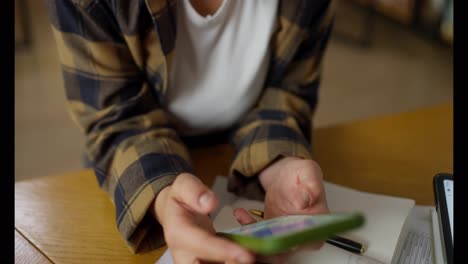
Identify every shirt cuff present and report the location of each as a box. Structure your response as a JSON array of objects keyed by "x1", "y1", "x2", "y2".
[
  {"x1": 228, "y1": 123, "x2": 312, "y2": 200},
  {"x1": 110, "y1": 151, "x2": 193, "y2": 253}
]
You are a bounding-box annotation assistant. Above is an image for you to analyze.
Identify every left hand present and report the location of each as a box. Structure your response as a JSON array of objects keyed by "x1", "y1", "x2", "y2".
[{"x1": 233, "y1": 157, "x2": 330, "y2": 261}]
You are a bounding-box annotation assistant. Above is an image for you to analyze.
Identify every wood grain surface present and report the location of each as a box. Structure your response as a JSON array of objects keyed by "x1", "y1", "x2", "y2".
[
  {"x1": 313, "y1": 103, "x2": 452, "y2": 205},
  {"x1": 15, "y1": 229, "x2": 52, "y2": 264}
]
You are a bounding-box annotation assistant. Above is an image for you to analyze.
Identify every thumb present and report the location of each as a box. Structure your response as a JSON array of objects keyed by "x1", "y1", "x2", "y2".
[{"x1": 171, "y1": 173, "x2": 218, "y2": 215}]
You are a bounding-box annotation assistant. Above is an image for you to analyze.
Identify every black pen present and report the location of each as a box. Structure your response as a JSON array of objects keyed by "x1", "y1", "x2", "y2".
[
  {"x1": 248, "y1": 209, "x2": 366, "y2": 255},
  {"x1": 326, "y1": 235, "x2": 365, "y2": 254}
]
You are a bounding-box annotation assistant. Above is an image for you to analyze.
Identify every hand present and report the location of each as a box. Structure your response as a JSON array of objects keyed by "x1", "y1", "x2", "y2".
[
  {"x1": 233, "y1": 157, "x2": 329, "y2": 262},
  {"x1": 259, "y1": 157, "x2": 329, "y2": 218},
  {"x1": 154, "y1": 173, "x2": 255, "y2": 264}
]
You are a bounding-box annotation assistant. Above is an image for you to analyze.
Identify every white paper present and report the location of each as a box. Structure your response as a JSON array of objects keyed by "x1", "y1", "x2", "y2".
[
  {"x1": 209, "y1": 175, "x2": 239, "y2": 219},
  {"x1": 156, "y1": 250, "x2": 173, "y2": 264},
  {"x1": 431, "y1": 209, "x2": 445, "y2": 264},
  {"x1": 392, "y1": 206, "x2": 435, "y2": 264},
  {"x1": 287, "y1": 244, "x2": 384, "y2": 264},
  {"x1": 323, "y1": 182, "x2": 415, "y2": 264}
]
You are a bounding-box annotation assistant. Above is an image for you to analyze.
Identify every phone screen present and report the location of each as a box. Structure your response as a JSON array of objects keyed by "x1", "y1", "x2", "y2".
[
  {"x1": 223, "y1": 214, "x2": 347, "y2": 238},
  {"x1": 443, "y1": 179, "x2": 453, "y2": 243}
]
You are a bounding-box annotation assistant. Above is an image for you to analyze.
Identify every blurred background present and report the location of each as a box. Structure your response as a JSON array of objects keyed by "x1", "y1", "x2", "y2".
[{"x1": 15, "y1": 0, "x2": 453, "y2": 182}]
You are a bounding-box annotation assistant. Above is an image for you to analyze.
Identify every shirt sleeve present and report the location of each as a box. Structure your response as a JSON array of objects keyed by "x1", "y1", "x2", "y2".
[
  {"x1": 46, "y1": 0, "x2": 191, "y2": 253},
  {"x1": 228, "y1": 0, "x2": 334, "y2": 200}
]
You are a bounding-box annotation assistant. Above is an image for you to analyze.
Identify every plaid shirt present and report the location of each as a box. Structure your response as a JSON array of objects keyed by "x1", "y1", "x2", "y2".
[{"x1": 46, "y1": 0, "x2": 334, "y2": 253}]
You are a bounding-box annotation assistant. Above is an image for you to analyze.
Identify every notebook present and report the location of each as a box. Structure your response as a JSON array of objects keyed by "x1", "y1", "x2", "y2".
[{"x1": 156, "y1": 176, "x2": 440, "y2": 264}]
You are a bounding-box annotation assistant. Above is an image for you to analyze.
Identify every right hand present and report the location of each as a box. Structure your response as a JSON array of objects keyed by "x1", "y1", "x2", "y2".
[{"x1": 153, "y1": 173, "x2": 255, "y2": 264}]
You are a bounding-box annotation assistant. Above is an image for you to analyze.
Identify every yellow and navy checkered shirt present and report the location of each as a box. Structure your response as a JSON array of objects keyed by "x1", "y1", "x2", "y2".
[{"x1": 46, "y1": 0, "x2": 334, "y2": 253}]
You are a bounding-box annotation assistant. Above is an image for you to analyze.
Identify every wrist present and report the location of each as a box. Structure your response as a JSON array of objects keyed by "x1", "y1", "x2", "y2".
[
  {"x1": 152, "y1": 185, "x2": 172, "y2": 225},
  {"x1": 259, "y1": 156, "x2": 301, "y2": 191}
]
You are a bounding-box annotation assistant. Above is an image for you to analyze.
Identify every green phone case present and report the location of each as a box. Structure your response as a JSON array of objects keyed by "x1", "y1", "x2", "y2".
[{"x1": 217, "y1": 213, "x2": 365, "y2": 255}]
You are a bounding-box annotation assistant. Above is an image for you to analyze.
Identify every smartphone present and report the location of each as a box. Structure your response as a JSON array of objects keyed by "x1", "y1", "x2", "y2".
[
  {"x1": 433, "y1": 173, "x2": 453, "y2": 264},
  {"x1": 217, "y1": 212, "x2": 365, "y2": 255}
]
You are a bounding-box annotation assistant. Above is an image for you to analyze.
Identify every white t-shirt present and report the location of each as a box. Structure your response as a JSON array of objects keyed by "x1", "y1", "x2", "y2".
[{"x1": 167, "y1": 0, "x2": 279, "y2": 135}]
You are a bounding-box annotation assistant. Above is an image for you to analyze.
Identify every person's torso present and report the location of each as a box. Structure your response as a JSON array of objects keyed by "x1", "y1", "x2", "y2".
[
  {"x1": 166, "y1": 0, "x2": 279, "y2": 135},
  {"x1": 117, "y1": 0, "x2": 326, "y2": 134}
]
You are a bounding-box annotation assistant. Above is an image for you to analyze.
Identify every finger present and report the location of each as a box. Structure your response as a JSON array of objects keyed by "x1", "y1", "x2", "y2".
[
  {"x1": 298, "y1": 188, "x2": 330, "y2": 215},
  {"x1": 173, "y1": 217, "x2": 254, "y2": 263},
  {"x1": 233, "y1": 208, "x2": 257, "y2": 225},
  {"x1": 294, "y1": 186, "x2": 329, "y2": 213},
  {"x1": 295, "y1": 173, "x2": 328, "y2": 213},
  {"x1": 171, "y1": 173, "x2": 218, "y2": 214},
  {"x1": 295, "y1": 176, "x2": 323, "y2": 210}
]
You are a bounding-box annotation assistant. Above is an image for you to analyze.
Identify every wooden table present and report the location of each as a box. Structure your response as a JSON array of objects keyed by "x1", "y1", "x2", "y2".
[{"x1": 15, "y1": 103, "x2": 453, "y2": 264}]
